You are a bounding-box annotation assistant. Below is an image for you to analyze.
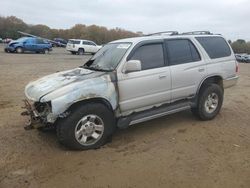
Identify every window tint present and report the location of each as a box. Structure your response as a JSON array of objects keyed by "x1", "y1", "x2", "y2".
[
  {"x1": 82, "y1": 41, "x2": 88, "y2": 45},
  {"x1": 167, "y1": 39, "x2": 201, "y2": 65},
  {"x1": 89, "y1": 42, "x2": 96, "y2": 46},
  {"x1": 68, "y1": 40, "x2": 80, "y2": 44},
  {"x1": 196, "y1": 36, "x2": 231, "y2": 59},
  {"x1": 130, "y1": 43, "x2": 164, "y2": 70},
  {"x1": 36, "y1": 39, "x2": 44, "y2": 44}
]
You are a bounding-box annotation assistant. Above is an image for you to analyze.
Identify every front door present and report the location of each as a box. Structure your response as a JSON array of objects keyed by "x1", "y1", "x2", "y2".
[{"x1": 117, "y1": 42, "x2": 171, "y2": 114}]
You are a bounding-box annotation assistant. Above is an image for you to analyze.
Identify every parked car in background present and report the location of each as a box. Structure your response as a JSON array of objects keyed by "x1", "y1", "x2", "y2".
[
  {"x1": 235, "y1": 54, "x2": 245, "y2": 62},
  {"x1": 66, "y1": 39, "x2": 102, "y2": 55},
  {"x1": 244, "y1": 55, "x2": 250, "y2": 63},
  {"x1": 3, "y1": 38, "x2": 12, "y2": 44},
  {"x1": 4, "y1": 37, "x2": 52, "y2": 53},
  {"x1": 53, "y1": 38, "x2": 68, "y2": 47}
]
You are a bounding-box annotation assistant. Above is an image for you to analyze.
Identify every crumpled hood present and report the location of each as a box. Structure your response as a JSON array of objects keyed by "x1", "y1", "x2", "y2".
[
  {"x1": 8, "y1": 41, "x2": 19, "y2": 46},
  {"x1": 25, "y1": 68, "x2": 105, "y2": 101}
]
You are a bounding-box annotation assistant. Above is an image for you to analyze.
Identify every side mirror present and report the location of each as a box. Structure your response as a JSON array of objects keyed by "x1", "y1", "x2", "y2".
[{"x1": 124, "y1": 60, "x2": 142, "y2": 73}]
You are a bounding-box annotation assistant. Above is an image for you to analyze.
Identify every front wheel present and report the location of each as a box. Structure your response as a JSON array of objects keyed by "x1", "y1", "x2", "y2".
[
  {"x1": 43, "y1": 48, "x2": 50, "y2": 54},
  {"x1": 16, "y1": 47, "x2": 23, "y2": 53},
  {"x1": 56, "y1": 103, "x2": 115, "y2": 150},
  {"x1": 191, "y1": 84, "x2": 223, "y2": 120}
]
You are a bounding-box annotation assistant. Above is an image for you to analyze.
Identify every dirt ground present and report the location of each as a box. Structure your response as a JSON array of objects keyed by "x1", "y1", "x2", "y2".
[{"x1": 0, "y1": 45, "x2": 249, "y2": 188}]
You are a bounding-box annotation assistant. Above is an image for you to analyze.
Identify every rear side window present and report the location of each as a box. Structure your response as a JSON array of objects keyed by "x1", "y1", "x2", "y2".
[
  {"x1": 166, "y1": 39, "x2": 201, "y2": 65},
  {"x1": 130, "y1": 43, "x2": 165, "y2": 70},
  {"x1": 36, "y1": 39, "x2": 44, "y2": 44},
  {"x1": 196, "y1": 36, "x2": 231, "y2": 59},
  {"x1": 69, "y1": 40, "x2": 80, "y2": 44}
]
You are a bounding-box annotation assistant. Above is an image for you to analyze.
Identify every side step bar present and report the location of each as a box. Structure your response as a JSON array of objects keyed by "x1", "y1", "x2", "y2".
[
  {"x1": 130, "y1": 105, "x2": 190, "y2": 125},
  {"x1": 117, "y1": 101, "x2": 191, "y2": 129}
]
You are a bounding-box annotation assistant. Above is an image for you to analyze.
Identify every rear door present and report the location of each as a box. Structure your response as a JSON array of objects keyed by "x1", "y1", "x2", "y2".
[
  {"x1": 35, "y1": 38, "x2": 45, "y2": 51},
  {"x1": 165, "y1": 38, "x2": 206, "y2": 101},
  {"x1": 23, "y1": 38, "x2": 36, "y2": 51}
]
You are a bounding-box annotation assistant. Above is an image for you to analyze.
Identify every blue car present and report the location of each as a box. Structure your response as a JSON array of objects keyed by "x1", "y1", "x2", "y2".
[{"x1": 4, "y1": 37, "x2": 52, "y2": 53}]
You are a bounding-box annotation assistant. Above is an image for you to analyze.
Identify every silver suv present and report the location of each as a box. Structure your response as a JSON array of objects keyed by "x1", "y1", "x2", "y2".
[{"x1": 22, "y1": 31, "x2": 239, "y2": 150}]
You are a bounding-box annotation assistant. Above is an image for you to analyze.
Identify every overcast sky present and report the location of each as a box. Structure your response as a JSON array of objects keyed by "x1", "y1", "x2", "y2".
[{"x1": 1, "y1": 0, "x2": 250, "y2": 40}]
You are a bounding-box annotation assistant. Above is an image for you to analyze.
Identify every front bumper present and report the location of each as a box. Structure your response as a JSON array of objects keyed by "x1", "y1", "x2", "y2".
[
  {"x1": 223, "y1": 76, "x2": 239, "y2": 89},
  {"x1": 21, "y1": 100, "x2": 41, "y2": 130},
  {"x1": 21, "y1": 99, "x2": 58, "y2": 130},
  {"x1": 4, "y1": 46, "x2": 15, "y2": 52}
]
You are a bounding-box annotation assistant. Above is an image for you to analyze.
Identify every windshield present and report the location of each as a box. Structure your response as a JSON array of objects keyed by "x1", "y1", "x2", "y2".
[
  {"x1": 83, "y1": 42, "x2": 131, "y2": 71},
  {"x1": 16, "y1": 37, "x2": 29, "y2": 42}
]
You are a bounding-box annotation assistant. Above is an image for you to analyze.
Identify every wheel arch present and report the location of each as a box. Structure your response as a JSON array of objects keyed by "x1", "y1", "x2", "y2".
[
  {"x1": 66, "y1": 97, "x2": 114, "y2": 113},
  {"x1": 197, "y1": 75, "x2": 224, "y2": 96},
  {"x1": 15, "y1": 46, "x2": 23, "y2": 51},
  {"x1": 78, "y1": 47, "x2": 85, "y2": 52}
]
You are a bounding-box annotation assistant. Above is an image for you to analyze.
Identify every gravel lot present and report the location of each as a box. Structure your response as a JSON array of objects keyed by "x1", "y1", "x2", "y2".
[{"x1": 0, "y1": 46, "x2": 250, "y2": 188}]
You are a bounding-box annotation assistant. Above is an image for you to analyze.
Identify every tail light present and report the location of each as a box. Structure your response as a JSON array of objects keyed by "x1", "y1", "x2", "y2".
[{"x1": 236, "y1": 62, "x2": 239, "y2": 73}]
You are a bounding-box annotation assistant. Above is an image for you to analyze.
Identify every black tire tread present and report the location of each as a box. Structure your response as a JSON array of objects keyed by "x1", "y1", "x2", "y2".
[
  {"x1": 192, "y1": 84, "x2": 223, "y2": 120},
  {"x1": 56, "y1": 102, "x2": 115, "y2": 150}
]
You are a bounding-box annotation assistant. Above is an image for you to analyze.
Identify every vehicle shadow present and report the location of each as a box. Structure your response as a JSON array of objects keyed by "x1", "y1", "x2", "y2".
[{"x1": 35, "y1": 109, "x2": 196, "y2": 151}]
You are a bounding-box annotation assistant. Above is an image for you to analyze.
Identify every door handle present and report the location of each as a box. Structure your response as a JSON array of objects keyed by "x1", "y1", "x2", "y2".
[
  {"x1": 198, "y1": 68, "x2": 205, "y2": 72},
  {"x1": 159, "y1": 75, "x2": 167, "y2": 79}
]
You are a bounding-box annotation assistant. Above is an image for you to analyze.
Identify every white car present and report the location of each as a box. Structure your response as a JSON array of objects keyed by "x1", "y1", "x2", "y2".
[
  {"x1": 23, "y1": 31, "x2": 238, "y2": 150},
  {"x1": 66, "y1": 39, "x2": 102, "y2": 55}
]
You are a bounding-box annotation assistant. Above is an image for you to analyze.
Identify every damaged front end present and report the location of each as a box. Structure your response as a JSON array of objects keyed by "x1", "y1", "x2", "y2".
[
  {"x1": 21, "y1": 68, "x2": 119, "y2": 130},
  {"x1": 21, "y1": 100, "x2": 54, "y2": 130}
]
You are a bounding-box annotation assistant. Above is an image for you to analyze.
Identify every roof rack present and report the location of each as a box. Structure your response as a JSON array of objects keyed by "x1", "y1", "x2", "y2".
[
  {"x1": 145, "y1": 31, "x2": 179, "y2": 36},
  {"x1": 181, "y1": 31, "x2": 212, "y2": 35},
  {"x1": 143, "y1": 30, "x2": 217, "y2": 37}
]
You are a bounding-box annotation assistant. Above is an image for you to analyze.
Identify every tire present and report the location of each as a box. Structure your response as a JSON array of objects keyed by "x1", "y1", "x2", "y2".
[
  {"x1": 56, "y1": 103, "x2": 115, "y2": 150},
  {"x1": 78, "y1": 48, "x2": 84, "y2": 55},
  {"x1": 43, "y1": 48, "x2": 50, "y2": 54},
  {"x1": 16, "y1": 47, "x2": 23, "y2": 53},
  {"x1": 191, "y1": 84, "x2": 223, "y2": 120}
]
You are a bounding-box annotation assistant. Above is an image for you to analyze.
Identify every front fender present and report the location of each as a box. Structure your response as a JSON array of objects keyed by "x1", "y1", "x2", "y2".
[{"x1": 41, "y1": 76, "x2": 118, "y2": 116}]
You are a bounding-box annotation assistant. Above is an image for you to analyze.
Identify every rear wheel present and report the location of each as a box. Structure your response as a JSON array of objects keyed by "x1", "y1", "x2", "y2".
[
  {"x1": 56, "y1": 103, "x2": 115, "y2": 150},
  {"x1": 43, "y1": 48, "x2": 50, "y2": 54},
  {"x1": 78, "y1": 48, "x2": 84, "y2": 55},
  {"x1": 16, "y1": 47, "x2": 23, "y2": 53},
  {"x1": 191, "y1": 84, "x2": 223, "y2": 120}
]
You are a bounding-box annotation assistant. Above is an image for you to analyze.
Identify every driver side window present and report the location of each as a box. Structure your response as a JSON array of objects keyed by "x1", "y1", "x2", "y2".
[{"x1": 129, "y1": 43, "x2": 165, "y2": 70}]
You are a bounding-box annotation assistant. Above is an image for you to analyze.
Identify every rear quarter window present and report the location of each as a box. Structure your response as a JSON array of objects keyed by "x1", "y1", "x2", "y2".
[
  {"x1": 195, "y1": 36, "x2": 231, "y2": 59},
  {"x1": 69, "y1": 40, "x2": 80, "y2": 44}
]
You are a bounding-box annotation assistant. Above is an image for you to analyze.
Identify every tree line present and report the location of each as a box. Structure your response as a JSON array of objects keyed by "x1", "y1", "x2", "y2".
[
  {"x1": 229, "y1": 39, "x2": 250, "y2": 54},
  {"x1": 1, "y1": 16, "x2": 250, "y2": 53},
  {"x1": 0, "y1": 16, "x2": 138, "y2": 44}
]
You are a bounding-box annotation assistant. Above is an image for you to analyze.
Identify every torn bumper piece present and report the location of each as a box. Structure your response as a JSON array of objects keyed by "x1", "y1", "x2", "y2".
[{"x1": 21, "y1": 99, "x2": 42, "y2": 130}]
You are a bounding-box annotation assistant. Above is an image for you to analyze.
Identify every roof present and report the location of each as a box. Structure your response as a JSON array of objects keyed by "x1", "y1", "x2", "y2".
[
  {"x1": 69, "y1": 39, "x2": 94, "y2": 42},
  {"x1": 111, "y1": 31, "x2": 223, "y2": 44}
]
